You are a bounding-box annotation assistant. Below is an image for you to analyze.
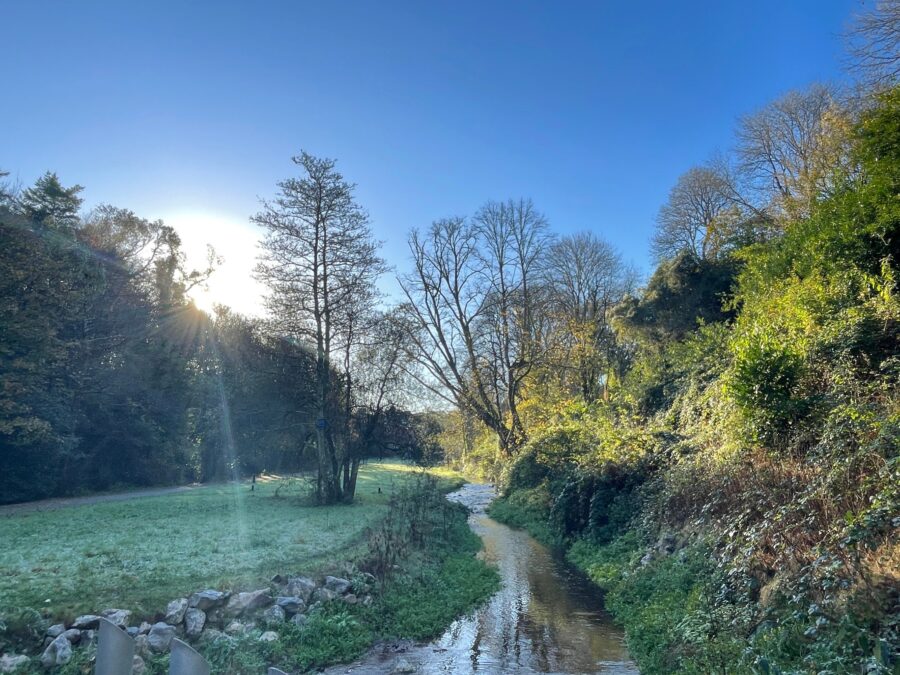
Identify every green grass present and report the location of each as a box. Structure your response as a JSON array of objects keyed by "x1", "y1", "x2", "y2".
[
  {"x1": 37, "y1": 472, "x2": 498, "y2": 675},
  {"x1": 0, "y1": 462, "x2": 464, "y2": 623},
  {"x1": 486, "y1": 486, "x2": 560, "y2": 547},
  {"x1": 189, "y1": 480, "x2": 499, "y2": 675}
]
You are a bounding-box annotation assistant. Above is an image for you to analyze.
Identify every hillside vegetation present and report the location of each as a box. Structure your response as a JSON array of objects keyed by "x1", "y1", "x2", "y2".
[{"x1": 478, "y1": 87, "x2": 899, "y2": 674}]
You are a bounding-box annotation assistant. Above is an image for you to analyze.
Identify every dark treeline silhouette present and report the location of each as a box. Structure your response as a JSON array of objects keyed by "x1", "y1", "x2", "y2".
[{"x1": 0, "y1": 170, "x2": 427, "y2": 505}]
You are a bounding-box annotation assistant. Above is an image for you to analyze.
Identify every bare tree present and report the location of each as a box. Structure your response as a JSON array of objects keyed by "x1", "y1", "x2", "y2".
[
  {"x1": 344, "y1": 308, "x2": 411, "y2": 492},
  {"x1": 542, "y1": 232, "x2": 632, "y2": 400},
  {"x1": 400, "y1": 199, "x2": 548, "y2": 456},
  {"x1": 254, "y1": 152, "x2": 386, "y2": 504},
  {"x1": 735, "y1": 83, "x2": 854, "y2": 222},
  {"x1": 651, "y1": 166, "x2": 738, "y2": 262},
  {"x1": 847, "y1": 0, "x2": 900, "y2": 87}
]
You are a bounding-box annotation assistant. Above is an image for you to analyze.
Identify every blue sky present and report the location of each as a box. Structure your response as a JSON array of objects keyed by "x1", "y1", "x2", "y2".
[{"x1": 4, "y1": 0, "x2": 861, "y2": 314}]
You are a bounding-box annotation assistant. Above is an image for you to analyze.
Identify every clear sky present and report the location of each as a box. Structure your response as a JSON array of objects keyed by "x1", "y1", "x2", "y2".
[{"x1": 4, "y1": 0, "x2": 862, "y2": 314}]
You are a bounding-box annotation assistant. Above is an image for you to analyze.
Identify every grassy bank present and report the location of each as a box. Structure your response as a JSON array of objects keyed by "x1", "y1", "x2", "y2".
[
  {"x1": 0, "y1": 462, "x2": 464, "y2": 627},
  {"x1": 4, "y1": 466, "x2": 499, "y2": 674},
  {"x1": 487, "y1": 495, "x2": 749, "y2": 672},
  {"x1": 155, "y1": 475, "x2": 498, "y2": 675},
  {"x1": 491, "y1": 480, "x2": 898, "y2": 675}
]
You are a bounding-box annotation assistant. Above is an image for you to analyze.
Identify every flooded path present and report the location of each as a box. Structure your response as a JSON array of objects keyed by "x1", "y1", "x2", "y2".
[{"x1": 326, "y1": 483, "x2": 637, "y2": 674}]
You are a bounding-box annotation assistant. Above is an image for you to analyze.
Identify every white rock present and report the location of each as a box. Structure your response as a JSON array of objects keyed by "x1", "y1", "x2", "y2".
[
  {"x1": 147, "y1": 622, "x2": 177, "y2": 653},
  {"x1": 324, "y1": 576, "x2": 352, "y2": 594},
  {"x1": 61, "y1": 628, "x2": 81, "y2": 644},
  {"x1": 199, "y1": 629, "x2": 233, "y2": 646},
  {"x1": 225, "y1": 589, "x2": 272, "y2": 616},
  {"x1": 132, "y1": 655, "x2": 146, "y2": 675},
  {"x1": 40, "y1": 636, "x2": 72, "y2": 668},
  {"x1": 71, "y1": 614, "x2": 100, "y2": 629},
  {"x1": 311, "y1": 587, "x2": 337, "y2": 604},
  {"x1": 286, "y1": 577, "x2": 316, "y2": 603},
  {"x1": 184, "y1": 608, "x2": 206, "y2": 639},
  {"x1": 189, "y1": 589, "x2": 228, "y2": 611},
  {"x1": 165, "y1": 598, "x2": 189, "y2": 624},
  {"x1": 224, "y1": 621, "x2": 245, "y2": 635},
  {"x1": 46, "y1": 624, "x2": 65, "y2": 638},
  {"x1": 133, "y1": 634, "x2": 150, "y2": 657},
  {"x1": 101, "y1": 608, "x2": 132, "y2": 627},
  {"x1": 262, "y1": 605, "x2": 285, "y2": 624},
  {"x1": 258, "y1": 631, "x2": 278, "y2": 642},
  {"x1": 275, "y1": 596, "x2": 305, "y2": 614}
]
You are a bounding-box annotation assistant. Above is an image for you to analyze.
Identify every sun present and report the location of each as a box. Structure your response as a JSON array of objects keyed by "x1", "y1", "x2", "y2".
[
  {"x1": 161, "y1": 211, "x2": 267, "y2": 317},
  {"x1": 188, "y1": 283, "x2": 220, "y2": 315}
]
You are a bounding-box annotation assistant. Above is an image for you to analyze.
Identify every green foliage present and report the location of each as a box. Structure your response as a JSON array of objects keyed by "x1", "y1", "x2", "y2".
[
  {"x1": 0, "y1": 169, "x2": 326, "y2": 503},
  {"x1": 570, "y1": 535, "x2": 748, "y2": 674},
  {"x1": 614, "y1": 251, "x2": 739, "y2": 347},
  {"x1": 199, "y1": 606, "x2": 373, "y2": 675},
  {"x1": 362, "y1": 471, "x2": 499, "y2": 640},
  {"x1": 728, "y1": 329, "x2": 806, "y2": 444},
  {"x1": 492, "y1": 87, "x2": 900, "y2": 674},
  {"x1": 18, "y1": 172, "x2": 83, "y2": 230},
  {"x1": 374, "y1": 551, "x2": 499, "y2": 639},
  {"x1": 488, "y1": 486, "x2": 559, "y2": 547}
]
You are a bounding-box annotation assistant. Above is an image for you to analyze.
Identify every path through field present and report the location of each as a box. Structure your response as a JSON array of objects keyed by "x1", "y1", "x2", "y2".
[{"x1": 0, "y1": 484, "x2": 205, "y2": 516}]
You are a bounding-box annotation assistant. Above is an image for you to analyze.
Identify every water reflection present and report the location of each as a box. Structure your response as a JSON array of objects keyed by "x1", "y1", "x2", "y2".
[{"x1": 325, "y1": 483, "x2": 638, "y2": 674}]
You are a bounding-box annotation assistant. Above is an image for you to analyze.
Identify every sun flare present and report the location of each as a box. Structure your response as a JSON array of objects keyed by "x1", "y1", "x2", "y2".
[{"x1": 162, "y1": 211, "x2": 266, "y2": 316}]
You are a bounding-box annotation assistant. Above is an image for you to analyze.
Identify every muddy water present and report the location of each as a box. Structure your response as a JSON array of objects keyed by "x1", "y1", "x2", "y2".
[{"x1": 326, "y1": 483, "x2": 637, "y2": 674}]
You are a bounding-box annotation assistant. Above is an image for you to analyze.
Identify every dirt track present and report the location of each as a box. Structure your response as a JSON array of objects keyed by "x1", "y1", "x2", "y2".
[{"x1": 0, "y1": 484, "x2": 204, "y2": 516}]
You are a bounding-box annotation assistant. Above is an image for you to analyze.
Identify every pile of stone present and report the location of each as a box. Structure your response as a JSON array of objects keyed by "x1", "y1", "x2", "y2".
[{"x1": 0, "y1": 569, "x2": 376, "y2": 672}]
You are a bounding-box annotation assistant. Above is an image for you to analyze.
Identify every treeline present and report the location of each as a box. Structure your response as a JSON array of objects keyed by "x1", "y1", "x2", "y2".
[
  {"x1": 0, "y1": 171, "x2": 431, "y2": 505},
  {"x1": 0, "y1": 176, "x2": 306, "y2": 503},
  {"x1": 425, "y1": 19, "x2": 900, "y2": 675}
]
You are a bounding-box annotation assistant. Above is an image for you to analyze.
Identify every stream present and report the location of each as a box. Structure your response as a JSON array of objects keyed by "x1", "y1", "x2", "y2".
[{"x1": 325, "y1": 483, "x2": 638, "y2": 674}]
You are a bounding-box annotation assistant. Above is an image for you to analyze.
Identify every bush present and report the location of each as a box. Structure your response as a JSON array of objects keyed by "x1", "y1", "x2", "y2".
[{"x1": 729, "y1": 331, "x2": 806, "y2": 445}]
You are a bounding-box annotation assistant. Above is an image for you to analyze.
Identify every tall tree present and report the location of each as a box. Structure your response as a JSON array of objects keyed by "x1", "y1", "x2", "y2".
[
  {"x1": 401, "y1": 199, "x2": 548, "y2": 456},
  {"x1": 735, "y1": 84, "x2": 854, "y2": 221},
  {"x1": 343, "y1": 308, "x2": 412, "y2": 494},
  {"x1": 0, "y1": 204, "x2": 94, "y2": 501},
  {"x1": 848, "y1": 0, "x2": 900, "y2": 87},
  {"x1": 18, "y1": 172, "x2": 83, "y2": 230},
  {"x1": 542, "y1": 232, "x2": 633, "y2": 400},
  {"x1": 0, "y1": 169, "x2": 13, "y2": 205},
  {"x1": 196, "y1": 307, "x2": 318, "y2": 482},
  {"x1": 254, "y1": 152, "x2": 385, "y2": 504},
  {"x1": 651, "y1": 165, "x2": 738, "y2": 262}
]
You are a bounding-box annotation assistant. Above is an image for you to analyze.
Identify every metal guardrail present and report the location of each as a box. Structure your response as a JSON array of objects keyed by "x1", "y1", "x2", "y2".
[
  {"x1": 170, "y1": 638, "x2": 210, "y2": 675},
  {"x1": 95, "y1": 618, "x2": 134, "y2": 675},
  {"x1": 93, "y1": 620, "x2": 257, "y2": 674}
]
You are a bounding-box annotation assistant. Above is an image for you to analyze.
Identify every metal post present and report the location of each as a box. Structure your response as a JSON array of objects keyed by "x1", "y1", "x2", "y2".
[
  {"x1": 169, "y1": 638, "x2": 210, "y2": 675},
  {"x1": 95, "y1": 617, "x2": 135, "y2": 675}
]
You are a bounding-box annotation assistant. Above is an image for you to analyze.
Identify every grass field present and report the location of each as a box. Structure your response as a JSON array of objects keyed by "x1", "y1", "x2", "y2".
[{"x1": 0, "y1": 462, "x2": 464, "y2": 623}]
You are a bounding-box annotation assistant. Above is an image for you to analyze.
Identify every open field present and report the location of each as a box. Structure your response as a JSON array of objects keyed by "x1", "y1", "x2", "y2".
[{"x1": 0, "y1": 462, "x2": 464, "y2": 622}]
